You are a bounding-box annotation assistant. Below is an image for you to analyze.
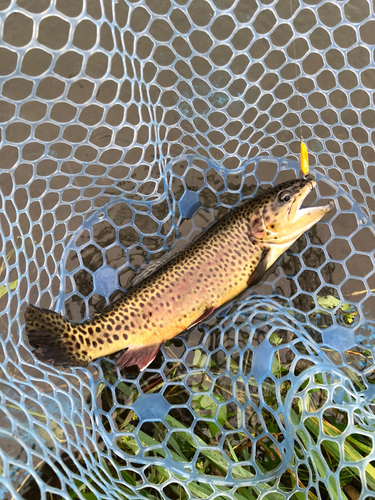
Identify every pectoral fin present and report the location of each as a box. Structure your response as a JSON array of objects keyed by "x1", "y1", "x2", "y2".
[
  {"x1": 247, "y1": 248, "x2": 270, "y2": 288},
  {"x1": 114, "y1": 343, "x2": 162, "y2": 371}
]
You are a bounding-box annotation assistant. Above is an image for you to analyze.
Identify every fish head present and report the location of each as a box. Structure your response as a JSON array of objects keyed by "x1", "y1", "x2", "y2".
[{"x1": 249, "y1": 177, "x2": 334, "y2": 248}]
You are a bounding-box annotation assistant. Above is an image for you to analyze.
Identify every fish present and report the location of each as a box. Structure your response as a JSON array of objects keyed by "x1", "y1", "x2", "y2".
[{"x1": 25, "y1": 177, "x2": 333, "y2": 371}]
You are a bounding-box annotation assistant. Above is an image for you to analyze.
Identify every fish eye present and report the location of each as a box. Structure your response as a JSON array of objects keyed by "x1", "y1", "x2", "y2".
[{"x1": 279, "y1": 190, "x2": 292, "y2": 203}]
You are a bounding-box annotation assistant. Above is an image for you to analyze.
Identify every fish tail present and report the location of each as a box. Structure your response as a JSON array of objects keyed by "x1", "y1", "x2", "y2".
[{"x1": 25, "y1": 304, "x2": 89, "y2": 367}]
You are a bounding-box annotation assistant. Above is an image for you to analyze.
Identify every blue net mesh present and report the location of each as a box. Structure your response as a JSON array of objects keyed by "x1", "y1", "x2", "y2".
[{"x1": 1, "y1": 1, "x2": 375, "y2": 499}]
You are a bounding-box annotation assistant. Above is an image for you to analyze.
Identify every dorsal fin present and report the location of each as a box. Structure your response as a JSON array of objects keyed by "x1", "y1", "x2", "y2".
[
  {"x1": 130, "y1": 223, "x2": 217, "y2": 288},
  {"x1": 130, "y1": 245, "x2": 190, "y2": 287},
  {"x1": 130, "y1": 260, "x2": 166, "y2": 287}
]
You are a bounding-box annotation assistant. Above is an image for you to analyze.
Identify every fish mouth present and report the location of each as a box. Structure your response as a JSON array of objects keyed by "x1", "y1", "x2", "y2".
[{"x1": 288, "y1": 179, "x2": 334, "y2": 223}]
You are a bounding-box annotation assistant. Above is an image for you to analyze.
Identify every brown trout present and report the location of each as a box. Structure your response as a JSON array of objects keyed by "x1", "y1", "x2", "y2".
[{"x1": 25, "y1": 178, "x2": 332, "y2": 371}]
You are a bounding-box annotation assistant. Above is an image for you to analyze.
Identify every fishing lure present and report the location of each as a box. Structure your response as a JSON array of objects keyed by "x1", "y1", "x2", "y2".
[{"x1": 300, "y1": 141, "x2": 309, "y2": 175}]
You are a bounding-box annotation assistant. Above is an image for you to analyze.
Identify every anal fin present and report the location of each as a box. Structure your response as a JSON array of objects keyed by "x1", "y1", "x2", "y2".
[{"x1": 114, "y1": 343, "x2": 162, "y2": 372}]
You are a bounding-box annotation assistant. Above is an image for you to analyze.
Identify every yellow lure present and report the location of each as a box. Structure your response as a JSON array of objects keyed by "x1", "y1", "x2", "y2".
[{"x1": 300, "y1": 141, "x2": 309, "y2": 175}]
